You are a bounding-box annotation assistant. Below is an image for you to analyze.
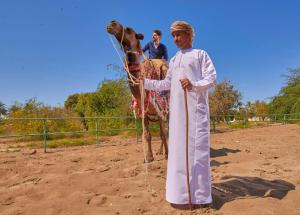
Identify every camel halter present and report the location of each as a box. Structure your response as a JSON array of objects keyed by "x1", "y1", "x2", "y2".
[
  {"x1": 107, "y1": 29, "x2": 152, "y2": 192},
  {"x1": 107, "y1": 29, "x2": 139, "y2": 86}
]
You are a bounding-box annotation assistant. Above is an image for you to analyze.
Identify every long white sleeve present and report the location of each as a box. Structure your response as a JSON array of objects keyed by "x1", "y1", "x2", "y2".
[
  {"x1": 191, "y1": 51, "x2": 217, "y2": 93},
  {"x1": 144, "y1": 69, "x2": 172, "y2": 91}
]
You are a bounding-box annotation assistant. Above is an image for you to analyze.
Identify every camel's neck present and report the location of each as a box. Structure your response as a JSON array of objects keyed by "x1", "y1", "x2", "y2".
[{"x1": 127, "y1": 63, "x2": 141, "y2": 102}]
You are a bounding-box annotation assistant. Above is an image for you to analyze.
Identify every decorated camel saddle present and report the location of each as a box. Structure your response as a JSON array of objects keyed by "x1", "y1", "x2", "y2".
[{"x1": 131, "y1": 58, "x2": 170, "y2": 121}]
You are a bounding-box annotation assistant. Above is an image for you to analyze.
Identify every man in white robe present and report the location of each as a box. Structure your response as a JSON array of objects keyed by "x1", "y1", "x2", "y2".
[{"x1": 141, "y1": 21, "x2": 217, "y2": 206}]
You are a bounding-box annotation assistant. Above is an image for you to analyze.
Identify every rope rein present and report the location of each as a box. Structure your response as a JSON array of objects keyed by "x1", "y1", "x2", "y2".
[
  {"x1": 108, "y1": 34, "x2": 139, "y2": 86},
  {"x1": 107, "y1": 30, "x2": 152, "y2": 192},
  {"x1": 140, "y1": 81, "x2": 151, "y2": 191}
]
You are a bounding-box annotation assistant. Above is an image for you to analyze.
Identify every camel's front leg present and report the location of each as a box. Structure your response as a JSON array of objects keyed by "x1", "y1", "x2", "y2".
[
  {"x1": 144, "y1": 116, "x2": 154, "y2": 162},
  {"x1": 158, "y1": 118, "x2": 168, "y2": 160}
]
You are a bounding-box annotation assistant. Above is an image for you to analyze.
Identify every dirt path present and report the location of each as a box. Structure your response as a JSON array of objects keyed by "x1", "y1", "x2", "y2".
[{"x1": 0, "y1": 124, "x2": 299, "y2": 215}]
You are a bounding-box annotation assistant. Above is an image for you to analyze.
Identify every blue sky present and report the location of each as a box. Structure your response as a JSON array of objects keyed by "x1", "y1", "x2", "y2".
[{"x1": 0, "y1": 0, "x2": 300, "y2": 107}]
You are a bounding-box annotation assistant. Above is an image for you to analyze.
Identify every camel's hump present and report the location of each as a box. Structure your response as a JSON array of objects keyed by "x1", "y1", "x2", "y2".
[{"x1": 141, "y1": 59, "x2": 168, "y2": 71}]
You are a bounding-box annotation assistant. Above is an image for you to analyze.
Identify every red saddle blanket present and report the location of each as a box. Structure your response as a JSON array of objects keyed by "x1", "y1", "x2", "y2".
[{"x1": 131, "y1": 59, "x2": 170, "y2": 121}]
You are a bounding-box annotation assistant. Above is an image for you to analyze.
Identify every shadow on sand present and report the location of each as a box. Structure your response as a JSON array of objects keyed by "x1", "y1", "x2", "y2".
[
  {"x1": 210, "y1": 160, "x2": 230, "y2": 167},
  {"x1": 169, "y1": 176, "x2": 295, "y2": 211},
  {"x1": 210, "y1": 147, "x2": 241, "y2": 158},
  {"x1": 212, "y1": 175, "x2": 295, "y2": 209}
]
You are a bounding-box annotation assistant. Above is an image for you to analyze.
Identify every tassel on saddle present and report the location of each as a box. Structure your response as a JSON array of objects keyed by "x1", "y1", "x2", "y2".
[{"x1": 131, "y1": 59, "x2": 170, "y2": 121}]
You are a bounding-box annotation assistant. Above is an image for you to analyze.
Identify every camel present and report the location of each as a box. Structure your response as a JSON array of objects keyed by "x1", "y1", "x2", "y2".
[{"x1": 106, "y1": 20, "x2": 169, "y2": 162}]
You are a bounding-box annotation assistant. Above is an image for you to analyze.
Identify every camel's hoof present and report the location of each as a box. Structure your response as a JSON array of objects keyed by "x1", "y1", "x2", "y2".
[
  {"x1": 156, "y1": 151, "x2": 163, "y2": 155},
  {"x1": 144, "y1": 156, "x2": 154, "y2": 163}
]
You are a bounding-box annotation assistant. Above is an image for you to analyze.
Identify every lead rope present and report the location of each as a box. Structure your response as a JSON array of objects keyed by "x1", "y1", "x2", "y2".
[
  {"x1": 139, "y1": 80, "x2": 151, "y2": 191},
  {"x1": 107, "y1": 32, "x2": 151, "y2": 192},
  {"x1": 107, "y1": 34, "x2": 138, "y2": 85},
  {"x1": 138, "y1": 52, "x2": 152, "y2": 191}
]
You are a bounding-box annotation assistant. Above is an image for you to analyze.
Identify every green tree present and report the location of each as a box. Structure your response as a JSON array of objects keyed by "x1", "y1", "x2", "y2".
[
  {"x1": 254, "y1": 100, "x2": 269, "y2": 120},
  {"x1": 91, "y1": 79, "x2": 131, "y2": 115},
  {"x1": 64, "y1": 78, "x2": 132, "y2": 131},
  {"x1": 8, "y1": 98, "x2": 81, "y2": 135},
  {"x1": 269, "y1": 68, "x2": 300, "y2": 115},
  {"x1": 244, "y1": 101, "x2": 256, "y2": 118},
  {"x1": 0, "y1": 101, "x2": 7, "y2": 116},
  {"x1": 64, "y1": 94, "x2": 79, "y2": 110},
  {"x1": 65, "y1": 93, "x2": 94, "y2": 131},
  {"x1": 209, "y1": 80, "x2": 242, "y2": 122},
  {"x1": 9, "y1": 102, "x2": 23, "y2": 114},
  {"x1": 243, "y1": 100, "x2": 269, "y2": 120}
]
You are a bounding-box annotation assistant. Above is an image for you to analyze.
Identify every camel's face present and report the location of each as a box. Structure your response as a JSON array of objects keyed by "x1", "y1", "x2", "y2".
[{"x1": 107, "y1": 20, "x2": 144, "y2": 63}]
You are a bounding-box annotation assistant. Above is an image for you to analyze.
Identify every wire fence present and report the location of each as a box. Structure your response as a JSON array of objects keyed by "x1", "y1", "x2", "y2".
[
  {"x1": 0, "y1": 116, "x2": 139, "y2": 152},
  {"x1": 0, "y1": 113, "x2": 299, "y2": 152},
  {"x1": 210, "y1": 113, "x2": 300, "y2": 132}
]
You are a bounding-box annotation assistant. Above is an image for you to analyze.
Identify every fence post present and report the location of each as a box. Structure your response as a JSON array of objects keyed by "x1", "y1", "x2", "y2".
[
  {"x1": 95, "y1": 117, "x2": 99, "y2": 144},
  {"x1": 283, "y1": 114, "x2": 286, "y2": 124},
  {"x1": 135, "y1": 117, "x2": 138, "y2": 144},
  {"x1": 212, "y1": 116, "x2": 216, "y2": 133},
  {"x1": 243, "y1": 115, "x2": 247, "y2": 128},
  {"x1": 43, "y1": 119, "x2": 47, "y2": 153},
  {"x1": 254, "y1": 115, "x2": 258, "y2": 126}
]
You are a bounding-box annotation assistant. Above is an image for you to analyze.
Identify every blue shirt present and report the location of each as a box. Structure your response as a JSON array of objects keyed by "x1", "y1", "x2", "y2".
[{"x1": 142, "y1": 42, "x2": 168, "y2": 61}]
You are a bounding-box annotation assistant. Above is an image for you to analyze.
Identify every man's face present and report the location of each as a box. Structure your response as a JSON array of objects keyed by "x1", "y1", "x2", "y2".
[
  {"x1": 152, "y1": 33, "x2": 160, "y2": 42},
  {"x1": 172, "y1": 31, "x2": 191, "y2": 49}
]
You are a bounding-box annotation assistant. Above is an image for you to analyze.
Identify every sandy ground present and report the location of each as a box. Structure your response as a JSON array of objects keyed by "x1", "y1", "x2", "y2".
[{"x1": 0, "y1": 124, "x2": 299, "y2": 215}]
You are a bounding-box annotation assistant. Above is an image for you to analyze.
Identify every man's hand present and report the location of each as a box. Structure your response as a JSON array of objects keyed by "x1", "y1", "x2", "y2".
[{"x1": 179, "y1": 78, "x2": 193, "y2": 91}]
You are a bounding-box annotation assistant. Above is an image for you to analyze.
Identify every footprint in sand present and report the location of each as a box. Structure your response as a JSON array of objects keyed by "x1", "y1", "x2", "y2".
[
  {"x1": 0, "y1": 196, "x2": 14, "y2": 206},
  {"x1": 120, "y1": 166, "x2": 141, "y2": 178},
  {"x1": 71, "y1": 157, "x2": 82, "y2": 163},
  {"x1": 88, "y1": 194, "x2": 107, "y2": 206}
]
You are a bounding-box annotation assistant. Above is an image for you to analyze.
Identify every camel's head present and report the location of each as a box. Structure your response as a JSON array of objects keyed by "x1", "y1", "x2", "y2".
[{"x1": 107, "y1": 20, "x2": 144, "y2": 64}]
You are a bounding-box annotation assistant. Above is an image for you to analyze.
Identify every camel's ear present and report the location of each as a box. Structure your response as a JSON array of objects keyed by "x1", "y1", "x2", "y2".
[{"x1": 136, "y1": 33, "x2": 144, "y2": 40}]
